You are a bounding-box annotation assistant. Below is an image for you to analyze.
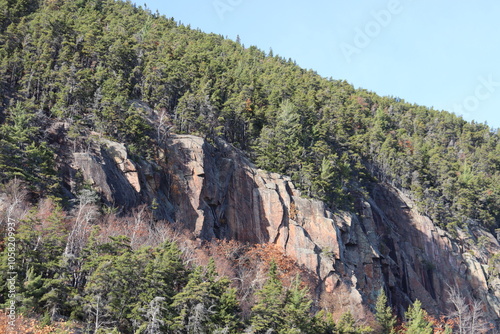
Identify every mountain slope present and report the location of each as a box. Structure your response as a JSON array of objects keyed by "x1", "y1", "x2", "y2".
[
  {"x1": 1, "y1": 0, "x2": 500, "y2": 331},
  {"x1": 66, "y1": 130, "x2": 500, "y2": 324},
  {"x1": 1, "y1": 0, "x2": 499, "y2": 233}
]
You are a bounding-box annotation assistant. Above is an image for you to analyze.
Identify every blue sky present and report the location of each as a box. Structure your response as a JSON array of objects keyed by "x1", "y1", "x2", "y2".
[{"x1": 140, "y1": 0, "x2": 500, "y2": 129}]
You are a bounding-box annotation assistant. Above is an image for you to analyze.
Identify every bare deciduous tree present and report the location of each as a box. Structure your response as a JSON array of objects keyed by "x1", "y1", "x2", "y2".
[
  {"x1": 154, "y1": 108, "x2": 171, "y2": 146},
  {"x1": 64, "y1": 188, "x2": 99, "y2": 258},
  {"x1": 447, "y1": 285, "x2": 492, "y2": 334},
  {"x1": 142, "y1": 297, "x2": 166, "y2": 334},
  {"x1": 1, "y1": 178, "x2": 29, "y2": 226}
]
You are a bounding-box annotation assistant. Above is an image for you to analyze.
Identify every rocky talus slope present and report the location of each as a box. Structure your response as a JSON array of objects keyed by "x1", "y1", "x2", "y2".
[{"x1": 66, "y1": 129, "x2": 500, "y2": 324}]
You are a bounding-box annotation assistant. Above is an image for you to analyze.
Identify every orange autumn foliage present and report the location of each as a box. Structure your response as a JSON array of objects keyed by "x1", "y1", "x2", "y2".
[{"x1": 0, "y1": 310, "x2": 70, "y2": 334}]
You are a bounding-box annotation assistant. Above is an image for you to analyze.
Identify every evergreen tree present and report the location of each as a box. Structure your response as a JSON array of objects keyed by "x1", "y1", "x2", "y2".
[
  {"x1": 309, "y1": 310, "x2": 337, "y2": 334},
  {"x1": 134, "y1": 241, "x2": 188, "y2": 332},
  {"x1": 375, "y1": 288, "x2": 396, "y2": 334},
  {"x1": 404, "y1": 300, "x2": 433, "y2": 334},
  {"x1": 254, "y1": 100, "x2": 304, "y2": 179},
  {"x1": 337, "y1": 311, "x2": 357, "y2": 334},
  {"x1": 282, "y1": 275, "x2": 313, "y2": 333},
  {"x1": 0, "y1": 102, "x2": 56, "y2": 193},
  {"x1": 171, "y1": 259, "x2": 240, "y2": 333},
  {"x1": 20, "y1": 266, "x2": 46, "y2": 313},
  {"x1": 250, "y1": 261, "x2": 285, "y2": 333},
  {"x1": 336, "y1": 311, "x2": 372, "y2": 334},
  {"x1": 82, "y1": 236, "x2": 145, "y2": 333}
]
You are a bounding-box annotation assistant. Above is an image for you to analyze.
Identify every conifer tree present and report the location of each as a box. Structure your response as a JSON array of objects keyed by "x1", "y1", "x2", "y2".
[
  {"x1": 309, "y1": 310, "x2": 337, "y2": 334},
  {"x1": 250, "y1": 261, "x2": 285, "y2": 333},
  {"x1": 20, "y1": 267, "x2": 46, "y2": 313},
  {"x1": 282, "y1": 275, "x2": 313, "y2": 333},
  {"x1": 404, "y1": 300, "x2": 433, "y2": 334},
  {"x1": 171, "y1": 259, "x2": 240, "y2": 333},
  {"x1": 83, "y1": 237, "x2": 144, "y2": 333},
  {"x1": 375, "y1": 288, "x2": 396, "y2": 334},
  {"x1": 337, "y1": 311, "x2": 357, "y2": 334},
  {"x1": 0, "y1": 102, "x2": 56, "y2": 192}
]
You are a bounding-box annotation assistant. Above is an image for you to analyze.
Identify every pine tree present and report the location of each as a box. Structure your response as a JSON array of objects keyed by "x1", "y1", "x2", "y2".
[
  {"x1": 20, "y1": 266, "x2": 46, "y2": 313},
  {"x1": 337, "y1": 311, "x2": 357, "y2": 334},
  {"x1": 171, "y1": 259, "x2": 240, "y2": 333},
  {"x1": 83, "y1": 237, "x2": 145, "y2": 333},
  {"x1": 309, "y1": 310, "x2": 337, "y2": 334},
  {"x1": 254, "y1": 100, "x2": 304, "y2": 179},
  {"x1": 134, "y1": 241, "x2": 187, "y2": 332},
  {"x1": 212, "y1": 287, "x2": 241, "y2": 333},
  {"x1": 250, "y1": 261, "x2": 285, "y2": 333},
  {"x1": 405, "y1": 300, "x2": 433, "y2": 334},
  {"x1": 139, "y1": 240, "x2": 187, "y2": 305},
  {"x1": 337, "y1": 311, "x2": 373, "y2": 334},
  {"x1": 281, "y1": 275, "x2": 313, "y2": 333},
  {"x1": 0, "y1": 102, "x2": 56, "y2": 193},
  {"x1": 375, "y1": 288, "x2": 396, "y2": 334}
]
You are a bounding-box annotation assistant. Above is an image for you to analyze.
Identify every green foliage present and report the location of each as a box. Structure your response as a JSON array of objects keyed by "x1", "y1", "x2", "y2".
[
  {"x1": 310, "y1": 310, "x2": 338, "y2": 334},
  {"x1": 170, "y1": 259, "x2": 241, "y2": 333},
  {"x1": 282, "y1": 276, "x2": 314, "y2": 333},
  {"x1": 404, "y1": 300, "x2": 433, "y2": 334},
  {"x1": 337, "y1": 311, "x2": 372, "y2": 334},
  {"x1": 80, "y1": 236, "x2": 192, "y2": 333},
  {"x1": 0, "y1": 103, "x2": 57, "y2": 193},
  {"x1": 488, "y1": 252, "x2": 500, "y2": 279},
  {"x1": 82, "y1": 239, "x2": 142, "y2": 331},
  {"x1": 375, "y1": 288, "x2": 396, "y2": 334},
  {"x1": 250, "y1": 261, "x2": 286, "y2": 332},
  {"x1": 1, "y1": 0, "x2": 499, "y2": 232},
  {"x1": 20, "y1": 266, "x2": 46, "y2": 313},
  {"x1": 249, "y1": 263, "x2": 371, "y2": 334}
]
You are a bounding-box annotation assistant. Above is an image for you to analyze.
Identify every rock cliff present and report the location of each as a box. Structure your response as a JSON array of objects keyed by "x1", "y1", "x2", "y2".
[{"x1": 68, "y1": 132, "x2": 500, "y2": 325}]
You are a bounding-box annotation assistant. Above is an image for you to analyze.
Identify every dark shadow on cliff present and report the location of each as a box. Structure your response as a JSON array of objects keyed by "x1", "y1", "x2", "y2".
[
  {"x1": 163, "y1": 136, "x2": 271, "y2": 243},
  {"x1": 365, "y1": 182, "x2": 492, "y2": 321},
  {"x1": 200, "y1": 139, "x2": 271, "y2": 243}
]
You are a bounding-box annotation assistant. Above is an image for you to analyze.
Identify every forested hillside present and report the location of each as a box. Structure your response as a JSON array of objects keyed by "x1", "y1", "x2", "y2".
[
  {"x1": 1, "y1": 0, "x2": 499, "y2": 332},
  {"x1": 1, "y1": 0, "x2": 499, "y2": 232}
]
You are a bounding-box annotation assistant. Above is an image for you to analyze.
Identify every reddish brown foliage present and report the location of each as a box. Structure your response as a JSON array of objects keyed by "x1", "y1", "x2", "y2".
[
  {"x1": 0, "y1": 310, "x2": 79, "y2": 333},
  {"x1": 201, "y1": 240, "x2": 319, "y2": 318},
  {"x1": 426, "y1": 315, "x2": 456, "y2": 334}
]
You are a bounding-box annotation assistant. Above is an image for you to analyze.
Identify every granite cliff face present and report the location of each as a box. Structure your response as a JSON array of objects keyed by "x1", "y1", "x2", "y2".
[{"x1": 67, "y1": 132, "x2": 500, "y2": 324}]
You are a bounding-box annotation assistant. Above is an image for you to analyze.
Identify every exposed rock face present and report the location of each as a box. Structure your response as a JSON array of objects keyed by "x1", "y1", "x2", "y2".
[
  {"x1": 100, "y1": 139, "x2": 141, "y2": 193},
  {"x1": 72, "y1": 148, "x2": 140, "y2": 210},
  {"x1": 69, "y1": 134, "x2": 500, "y2": 325}
]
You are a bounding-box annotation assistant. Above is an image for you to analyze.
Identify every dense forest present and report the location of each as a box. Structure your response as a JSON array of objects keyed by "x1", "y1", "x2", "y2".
[
  {"x1": 1, "y1": 0, "x2": 500, "y2": 231},
  {"x1": 0, "y1": 0, "x2": 499, "y2": 332}
]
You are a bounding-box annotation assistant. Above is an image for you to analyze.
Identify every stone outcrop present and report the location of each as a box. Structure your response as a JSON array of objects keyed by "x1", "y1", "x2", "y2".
[
  {"x1": 68, "y1": 134, "x2": 500, "y2": 325},
  {"x1": 70, "y1": 139, "x2": 141, "y2": 210},
  {"x1": 100, "y1": 138, "x2": 141, "y2": 193}
]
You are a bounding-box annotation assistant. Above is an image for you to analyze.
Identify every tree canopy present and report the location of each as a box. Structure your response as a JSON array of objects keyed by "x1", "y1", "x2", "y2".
[{"x1": 1, "y1": 0, "x2": 498, "y2": 232}]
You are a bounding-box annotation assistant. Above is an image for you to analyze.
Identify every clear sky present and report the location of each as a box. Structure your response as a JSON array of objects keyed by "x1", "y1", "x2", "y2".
[{"x1": 139, "y1": 0, "x2": 500, "y2": 129}]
